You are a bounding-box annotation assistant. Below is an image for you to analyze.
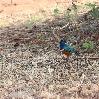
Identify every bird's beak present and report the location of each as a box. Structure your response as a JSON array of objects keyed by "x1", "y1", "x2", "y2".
[{"x1": 60, "y1": 49, "x2": 64, "y2": 51}]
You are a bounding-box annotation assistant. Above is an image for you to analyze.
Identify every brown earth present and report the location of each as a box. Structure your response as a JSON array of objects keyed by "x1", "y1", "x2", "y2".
[{"x1": 0, "y1": 0, "x2": 99, "y2": 26}]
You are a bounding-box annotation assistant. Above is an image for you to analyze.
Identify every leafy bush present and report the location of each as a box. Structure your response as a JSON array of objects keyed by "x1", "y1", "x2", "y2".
[{"x1": 82, "y1": 41, "x2": 94, "y2": 50}]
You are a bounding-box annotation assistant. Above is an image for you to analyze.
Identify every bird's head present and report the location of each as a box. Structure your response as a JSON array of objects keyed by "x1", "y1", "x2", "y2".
[
  {"x1": 60, "y1": 39, "x2": 66, "y2": 44},
  {"x1": 59, "y1": 39, "x2": 66, "y2": 50}
]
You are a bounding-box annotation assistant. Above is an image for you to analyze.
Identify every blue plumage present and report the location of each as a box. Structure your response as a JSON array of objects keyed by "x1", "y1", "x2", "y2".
[{"x1": 59, "y1": 40, "x2": 79, "y2": 56}]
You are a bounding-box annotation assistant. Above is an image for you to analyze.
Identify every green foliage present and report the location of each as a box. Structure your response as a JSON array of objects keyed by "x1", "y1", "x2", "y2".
[
  {"x1": 82, "y1": 41, "x2": 94, "y2": 50},
  {"x1": 85, "y1": 3, "x2": 99, "y2": 18}
]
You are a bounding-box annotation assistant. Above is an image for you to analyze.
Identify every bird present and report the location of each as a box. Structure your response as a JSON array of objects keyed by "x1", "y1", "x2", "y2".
[{"x1": 59, "y1": 39, "x2": 79, "y2": 58}]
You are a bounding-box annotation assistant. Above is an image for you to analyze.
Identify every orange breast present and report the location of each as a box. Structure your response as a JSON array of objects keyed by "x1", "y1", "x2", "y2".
[{"x1": 62, "y1": 50, "x2": 72, "y2": 57}]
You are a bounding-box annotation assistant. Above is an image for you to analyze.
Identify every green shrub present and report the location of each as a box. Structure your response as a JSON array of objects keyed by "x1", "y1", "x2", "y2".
[{"x1": 82, "y1": 41, "x2": 94, "y2": 50}]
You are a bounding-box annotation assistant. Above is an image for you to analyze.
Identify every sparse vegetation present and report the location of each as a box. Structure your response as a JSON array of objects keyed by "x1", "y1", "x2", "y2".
[
  {"x1": 85, "y1": 2, "x2": 99, "y2": 18},
  {"x1": 25, "y1": 15, "x2": 42, "y2": 29},
  {"x1": 82, "y1": 40, "x2": 94, "y2": 50},
  {"x1": 64, "y1": 3, "x2": 80, "y2": 22},
  {"x1": 53, "y1": 8, "x2": 60, "y2": 16}
]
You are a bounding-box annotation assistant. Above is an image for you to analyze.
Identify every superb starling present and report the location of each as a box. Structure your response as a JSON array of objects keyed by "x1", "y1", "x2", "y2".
[{"x1": 59, "y1": 39, "x2": 79, "y2": 58}]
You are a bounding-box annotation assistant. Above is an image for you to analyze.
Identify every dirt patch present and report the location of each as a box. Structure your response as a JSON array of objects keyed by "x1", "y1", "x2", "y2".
[{"x1": 0, "y1": 0, "x2": 99, "y2": 26}]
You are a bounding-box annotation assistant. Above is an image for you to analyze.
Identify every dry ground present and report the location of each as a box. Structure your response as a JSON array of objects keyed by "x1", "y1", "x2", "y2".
[
  {"x1": 0, "y1": 0, "x2": 99, "y2": 25},
  {"x1": 0, "y1": 0, "x2": 99, "y2": 99}
]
